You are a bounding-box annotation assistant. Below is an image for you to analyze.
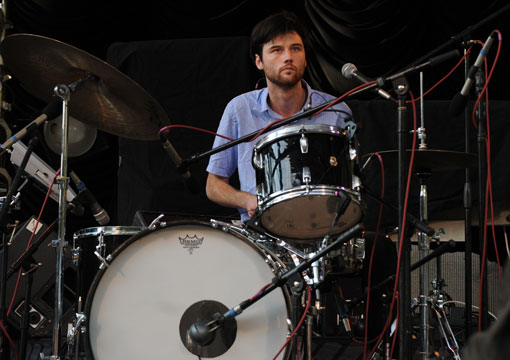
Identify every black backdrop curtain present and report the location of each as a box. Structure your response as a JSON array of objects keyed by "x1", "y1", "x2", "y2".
[{"x1": 106, "y1": 37, "x2": 510, "y2": 231}]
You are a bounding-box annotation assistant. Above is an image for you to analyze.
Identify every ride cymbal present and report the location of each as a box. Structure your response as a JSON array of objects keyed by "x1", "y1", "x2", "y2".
[{"x1": 1, "y1": 33, "x2": 170, "y2": 140}]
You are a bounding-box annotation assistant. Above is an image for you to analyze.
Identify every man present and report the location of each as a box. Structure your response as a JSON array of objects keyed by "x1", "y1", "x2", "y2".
[{"x1": 206, "y1": 10, "x2": 352, "y2": 223}]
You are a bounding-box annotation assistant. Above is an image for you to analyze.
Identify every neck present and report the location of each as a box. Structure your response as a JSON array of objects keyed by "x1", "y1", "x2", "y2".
[{"x1": 266, "y1": 80, "x2": 307, "y2": 117}]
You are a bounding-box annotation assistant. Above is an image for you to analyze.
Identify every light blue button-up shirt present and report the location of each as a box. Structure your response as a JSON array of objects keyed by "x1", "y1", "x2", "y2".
[{"x1": 206, "y1": 80, "x2": 352, "y2": 222}]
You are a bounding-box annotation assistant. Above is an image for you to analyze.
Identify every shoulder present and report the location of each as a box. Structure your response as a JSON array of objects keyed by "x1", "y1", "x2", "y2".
[{"x1": 225, "y1": 88, "x2": 266, "y2": 112}]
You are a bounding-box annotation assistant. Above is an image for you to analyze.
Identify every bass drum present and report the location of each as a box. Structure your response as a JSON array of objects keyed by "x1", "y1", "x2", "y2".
[{"x1": 84, "y1": 221, "x2": 291, "y2": 359}]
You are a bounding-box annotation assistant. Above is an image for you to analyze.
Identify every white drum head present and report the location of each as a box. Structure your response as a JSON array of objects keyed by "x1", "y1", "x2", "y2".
[{"x1": 86, "y1": 222, "x2": 290, "y2": 359}]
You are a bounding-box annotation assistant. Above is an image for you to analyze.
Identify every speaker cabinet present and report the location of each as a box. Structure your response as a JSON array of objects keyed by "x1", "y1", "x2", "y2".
[{"x1": 4, "y1": 216, "x2": 77, "y2": 338}]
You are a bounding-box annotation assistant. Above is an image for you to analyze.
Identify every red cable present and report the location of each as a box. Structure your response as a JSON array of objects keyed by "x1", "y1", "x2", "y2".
[
  {"x1": 250, "y1": 282, "x2": 271, "y2": 302},
  {"x1": 471, "y1": 30, "x2": 502, "y2": 128},
  {"x1": 0, "y1": 168, "x2": 57, "y2": 360},
  {"x1": 389, "y1": 293, "x2": 399, "y2": 359},
  {"x1": 0, "y1": 319, "x2": 19, "y2": 360},
  {"x1": 7, "y1": 170, "x2": 58, "y2": 318},
  {"x1": 250, "y1": 81, "x2": 377, "y2": 143},
  {"x1": 272, "y1": 284, "x2": 312, "y2": 360},
  {"x1": 475, "y1": 31, "x2": 503, "y2": 330},
  {"x1": 409, "y1": 46, "x2": 473, "y2": 103},
  {"x1": 368, "y1": 90, "x2": 418, "y2": 359},
  {"x1": 484, "y1": 70, "x2": 502, "y2": 281},
  {"x1": 158, "y1": 124, "x2": 235, "y2": 141},
  {"x1": 158, "y1": 82, "x2": 375, "y2": 143},
  {"x1": 362, "y1": 152, "x2": 385, "y2": 359}
]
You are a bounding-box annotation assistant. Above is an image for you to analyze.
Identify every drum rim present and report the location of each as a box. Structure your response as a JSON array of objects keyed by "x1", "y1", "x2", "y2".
[
  {"x1": 258, "y1": 185, "x2": 359, "y2": 211},
  {"x1": 73, "y1": 225, "x2": 145, "y2": 239},
  {"x1": 82, "y1": 219, "x2": 293, "y2": 360},
  {"x1": 257, "y1": 188, "x2": 363, "y2": 240},
  {"x1": 253, "y1": 123, "x2": 344, "y2": 151}
]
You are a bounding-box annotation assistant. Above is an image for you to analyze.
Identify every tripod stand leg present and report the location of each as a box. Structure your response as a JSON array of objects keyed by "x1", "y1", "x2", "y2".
[
  {"x1": 19, "y1": 270, "x2": 34, "y2": 360},
  {"x1": 433, "y1": 304, "x2": 461, "y2": 360},
  {"x1": 306, "y1": 315, "x2": 313, "y2": 360}
]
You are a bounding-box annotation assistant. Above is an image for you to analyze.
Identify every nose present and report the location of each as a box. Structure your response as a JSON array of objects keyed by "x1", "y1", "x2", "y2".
[{"x1": 283, "y1": 48, "x2": 294, "y2": 62}]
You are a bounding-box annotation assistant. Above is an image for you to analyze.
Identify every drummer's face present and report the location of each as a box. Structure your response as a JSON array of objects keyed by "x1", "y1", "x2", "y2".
[{"x1": 255, "y1": 31, "x2": 306, "y2": 89}]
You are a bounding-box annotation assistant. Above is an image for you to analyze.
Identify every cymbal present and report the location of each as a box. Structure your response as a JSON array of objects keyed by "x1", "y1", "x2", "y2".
[
  {"x1": 362, "y1": 149, "x2": 477, "y2": 172},
  {"x1": 1, "y1": 34, "x2": 169, "y2": 140}
]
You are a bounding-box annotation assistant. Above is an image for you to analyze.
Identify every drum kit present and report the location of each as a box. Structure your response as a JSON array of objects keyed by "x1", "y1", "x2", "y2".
[{"x1": 0, "y1": 33, "x2": 478, "y2": 360}]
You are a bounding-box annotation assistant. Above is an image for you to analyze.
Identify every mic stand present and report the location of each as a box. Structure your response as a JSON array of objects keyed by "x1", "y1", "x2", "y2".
[
  {"x1": 0, "y1": 136, "x2": 38, "y2": 360},
  {"x1": 462, "y1": 48, "x2": 474, "y2": 340},
  {"x1": 475, "y1": 69, "x2": 489, "y2": 330},
  {"x1": 190, "y1": 223, "x2": 363, "y2": 342},
  {"x1": 391, "y1": 74, "x2": 412, "y2": 360}
]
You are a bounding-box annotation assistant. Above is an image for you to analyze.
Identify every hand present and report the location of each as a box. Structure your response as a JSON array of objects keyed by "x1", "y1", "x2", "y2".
[{"x1": 246, "y1": 194, "x2": 258, "y2": 218}]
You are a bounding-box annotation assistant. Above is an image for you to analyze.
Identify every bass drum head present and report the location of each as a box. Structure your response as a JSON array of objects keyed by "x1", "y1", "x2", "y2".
[{"x1": 85, "y1": 221, "x2": 290, "y2": 359}]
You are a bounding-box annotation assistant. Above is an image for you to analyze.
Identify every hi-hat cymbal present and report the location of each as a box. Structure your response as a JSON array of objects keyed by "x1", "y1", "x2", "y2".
[
  {"x1": 1, "y1": 33, "x2": 170, "y2": 140},
  {"x1": 362, "y1": 149, "x2": 477, "y2": 172}
]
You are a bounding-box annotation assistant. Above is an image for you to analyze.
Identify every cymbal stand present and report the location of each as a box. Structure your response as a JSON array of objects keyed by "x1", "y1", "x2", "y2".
[
  {"x1": 43, "y1": 83, "x2": 71, "y2": 360},
  {"x1": 44, "y1": 76, "x2": 87, "y2": 359},
  {"x1": 416, "y1": 71, "x2": 431, "y2": 359}
]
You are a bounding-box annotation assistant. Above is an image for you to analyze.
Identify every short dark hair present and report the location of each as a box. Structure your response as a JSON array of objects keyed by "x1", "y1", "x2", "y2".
[{"x1": 249, "y1": 11, "x2": 308, "y2": 63}]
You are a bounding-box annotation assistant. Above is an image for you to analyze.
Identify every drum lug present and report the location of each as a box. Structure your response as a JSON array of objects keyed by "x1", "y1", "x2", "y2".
[
  {"x1": 95, "y1": 251, "x2": 111, "y2": 270},
  {"x1": 352, "y1": 174, "x2": 362, "y2": 191},
  {"x1": 252, "y1": 150, "x2": 264, "y2": 170},
  {"x1": 299, "y1": 134, "x2": 308, "y2": 154},
  {"x1": 67, "y1": 312, "x2": 87, "y2": 347},
  {"x1": 302, "y1": 166, "x2": 311, "y2": 186},
  {"x1": 71, "y1": 246, "x2": 81, "y2": 267},
  {"x1": 349, "y1": 145, "x2": 357, "y2": 161}
]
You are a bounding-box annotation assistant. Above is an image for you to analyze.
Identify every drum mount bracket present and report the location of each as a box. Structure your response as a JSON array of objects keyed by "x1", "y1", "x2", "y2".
[{"x1": 343, "y1": 121, "x2": 357, "y2": 141}]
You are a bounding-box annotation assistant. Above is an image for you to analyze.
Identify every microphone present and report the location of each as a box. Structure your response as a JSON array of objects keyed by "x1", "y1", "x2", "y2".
[
  {"x1": 341, "y1": 63, "x2": 392, "y2": 100},
  {"x1": 188, "y1": 320, "x2": 216, "y2": 346},
  {"x1": 9, "y1": 141, "x2": 83, "y2": 216},
  {"x1": 410, "y1": 239, "x2": 456, "y2": 272},
  {"x1": 160, "y1": 133, "x2": 199, "y2": 194},
  {"x1": 69, "y1": 170, "x2": 110, "y2": 225},
  {"x1": 336, "y1": 297, "x2": 352, "y2": 336},
  {"x1": 449, "y1": 31, "x2": 498, "y2": 116},
  {"x1": 0, "y1": 100, "x2": 61, "y2": 153}
]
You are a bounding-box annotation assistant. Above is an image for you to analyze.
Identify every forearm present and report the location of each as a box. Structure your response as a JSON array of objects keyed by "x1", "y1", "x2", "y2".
[{"x1": 206, "y1": 173, "x2": 257, "y2": 214}]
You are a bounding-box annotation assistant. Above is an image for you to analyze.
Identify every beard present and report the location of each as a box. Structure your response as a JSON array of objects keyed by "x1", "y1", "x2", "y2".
[{"x1": 265, "y1": 66, "x2": 305, "y2": 89}]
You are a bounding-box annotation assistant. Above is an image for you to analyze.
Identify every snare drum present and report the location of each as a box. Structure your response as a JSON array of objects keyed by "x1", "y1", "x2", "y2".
[
  {"x1": 252, "y1": 124, "x2": 363, "y2": 240},
  {"x1": 84, "y1": 221, "x2": 291, "y2": 359}
]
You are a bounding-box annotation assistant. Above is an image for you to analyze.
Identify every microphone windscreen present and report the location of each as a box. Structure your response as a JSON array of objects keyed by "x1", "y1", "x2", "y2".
[
  {"x1": 341, "y1": 63, "x2": 357, "y2": 79},
  {"x1": 449, "y1": 92, "x2": 469, "y2": 117},
  {"x1": 42, "y1": 100, "x2": 62, "y2": 120}
]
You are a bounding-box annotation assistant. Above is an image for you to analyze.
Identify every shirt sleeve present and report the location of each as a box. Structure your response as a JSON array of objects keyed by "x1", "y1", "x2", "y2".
[{"x1": 206, "y1": 101, "x2": 239, "y2": 178}]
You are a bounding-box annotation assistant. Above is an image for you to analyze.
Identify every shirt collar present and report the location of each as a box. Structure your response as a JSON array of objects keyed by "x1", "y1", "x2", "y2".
[{"x1": 256, "y1": 79, "x2": 314, "y2": 116}]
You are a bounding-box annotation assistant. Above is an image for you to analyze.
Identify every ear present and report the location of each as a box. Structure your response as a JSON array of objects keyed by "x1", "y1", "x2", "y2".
[{"x1": 255, "y1": 54, "x2": 264, "y2": 70}]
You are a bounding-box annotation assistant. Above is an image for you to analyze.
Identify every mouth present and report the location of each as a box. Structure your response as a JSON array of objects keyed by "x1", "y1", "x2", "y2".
[{"x1": 280, "y1": 66, "x2": 296, "y2": 73}]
